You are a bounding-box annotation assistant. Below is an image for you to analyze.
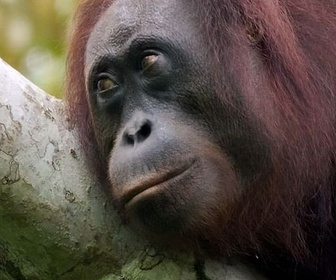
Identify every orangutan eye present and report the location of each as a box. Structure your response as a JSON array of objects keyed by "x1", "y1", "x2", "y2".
[
  {"x1": 141, "y1": 54, "x2": 159, "y2": 71},
  {"x1": 96, "y1": 75, "x2": 118, "y2": 93}
]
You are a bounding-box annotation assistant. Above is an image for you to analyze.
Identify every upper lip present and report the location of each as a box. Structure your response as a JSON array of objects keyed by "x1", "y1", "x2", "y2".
[{"x1": 121, "y1": 163, "x2": 193, "y2": 205}]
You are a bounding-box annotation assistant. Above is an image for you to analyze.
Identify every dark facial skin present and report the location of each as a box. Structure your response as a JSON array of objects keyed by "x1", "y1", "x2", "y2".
[{"x1": 85, "y1": 0, "x2": 268, "y2": 242}]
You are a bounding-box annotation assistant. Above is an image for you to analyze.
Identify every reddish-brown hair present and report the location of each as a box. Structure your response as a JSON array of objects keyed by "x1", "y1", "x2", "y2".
[
  {"x1": 66, "y1": 0, "x2": 113, "y2": 172},
  {"x1": 66, "y1": 0, "x2": 336, "y2": 276}
]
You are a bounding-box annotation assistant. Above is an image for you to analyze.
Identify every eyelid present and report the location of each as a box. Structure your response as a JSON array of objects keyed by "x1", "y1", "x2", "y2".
[
  {"x1": 99, "y1": 74, "x2": 118, "y2": 89},
  {"x1": 89, "y1": 72, "x2": 118, "y2": 97},
  {"x1": 141, "y1": 55, "x2": 160, "y2": 72},
  {"x1": 139, "y1": 50, "x2": 160, "y2": 69},
  {"x1": 97, "y1": 72, "x2": 115, "y2": 81}
]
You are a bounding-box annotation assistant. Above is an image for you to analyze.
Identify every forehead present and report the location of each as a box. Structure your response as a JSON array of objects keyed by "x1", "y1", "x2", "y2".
[{"x1": 85, "y1": 0, "x2": 202, "y2": 70}]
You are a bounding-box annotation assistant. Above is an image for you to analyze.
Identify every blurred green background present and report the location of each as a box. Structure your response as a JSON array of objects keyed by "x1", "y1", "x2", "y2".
[{"x1": 0, "y1": 0, "x2": 79, "y2": 98}]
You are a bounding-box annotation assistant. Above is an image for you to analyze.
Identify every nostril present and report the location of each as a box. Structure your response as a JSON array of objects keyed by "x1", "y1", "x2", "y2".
[
  {"x1": 122, "y1": 120, "x2": 152, "y2": 146},
  {"x1": 138, "y1": 121, "x2": 152, "y2": 142},
  {"x1": 124, "y1": 133, "x2": 135, "y2": 146}
]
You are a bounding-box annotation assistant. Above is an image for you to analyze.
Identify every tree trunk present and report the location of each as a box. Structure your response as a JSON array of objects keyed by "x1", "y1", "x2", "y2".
[{"x1": 0, "y1": 58, "x2": 264, "y2": 280}]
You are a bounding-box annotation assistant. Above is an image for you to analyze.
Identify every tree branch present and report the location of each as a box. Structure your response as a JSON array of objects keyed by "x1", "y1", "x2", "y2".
[{"x1": 0, "y1": 58, "x2": 264, "y2": 280}]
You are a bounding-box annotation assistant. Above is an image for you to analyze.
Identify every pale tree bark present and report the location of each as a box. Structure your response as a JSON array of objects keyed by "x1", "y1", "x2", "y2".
[{"x1": 0, "y1": 58, "x2": 264, "y2": 280}]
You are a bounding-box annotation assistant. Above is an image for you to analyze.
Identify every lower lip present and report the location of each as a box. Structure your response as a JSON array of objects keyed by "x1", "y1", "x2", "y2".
[
  {"x1": 125, "y1": 185, "x2": 161, "y2": 208},
  {"x1": 124, "y1": 165, "x2": 191, "y2": 207}
]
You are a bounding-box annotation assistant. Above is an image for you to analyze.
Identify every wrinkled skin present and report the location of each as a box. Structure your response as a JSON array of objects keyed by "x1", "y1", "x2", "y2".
[
  {"x1": 67, "y1": 0, "x2": 336, "y2": 278},
  {"x1": 85, "y1": 0, "x2": 267, "y2": 239}
]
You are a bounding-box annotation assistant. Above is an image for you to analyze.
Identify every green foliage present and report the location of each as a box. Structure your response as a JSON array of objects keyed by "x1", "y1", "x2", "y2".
[{"x1": 0, "y1": 0, "x2": 78, "y2": 98}]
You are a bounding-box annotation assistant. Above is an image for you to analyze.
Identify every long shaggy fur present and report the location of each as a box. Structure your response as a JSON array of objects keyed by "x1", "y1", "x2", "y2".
[{"x1": 66, "y1": 1, "x2": 336, "y2": 278}]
